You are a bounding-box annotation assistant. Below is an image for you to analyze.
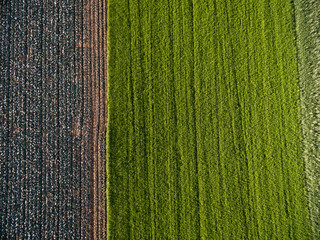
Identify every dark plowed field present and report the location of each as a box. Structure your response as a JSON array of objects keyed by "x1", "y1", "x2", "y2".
[{"x1": 0, "y1": 1, "x2": 107, "y2": 239}]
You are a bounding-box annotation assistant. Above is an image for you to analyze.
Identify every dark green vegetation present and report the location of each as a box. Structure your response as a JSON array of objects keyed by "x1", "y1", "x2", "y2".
[
  {"x1": 107, "y1": 0, "x2": 310, "y2": 239},
  {"x1": 294, "y1": 0, "x2": 320, "y2": 238}
]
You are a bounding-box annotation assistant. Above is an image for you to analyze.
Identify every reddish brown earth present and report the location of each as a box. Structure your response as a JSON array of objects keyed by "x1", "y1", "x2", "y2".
[{"x1": 0, "y1": 0, "x2": 107, "y2": 239}]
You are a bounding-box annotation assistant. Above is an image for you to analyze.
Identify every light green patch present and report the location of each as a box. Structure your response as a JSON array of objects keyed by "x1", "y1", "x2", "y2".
[{"x1": 294, "y1": 0, "x2": 320, "y2": 238}]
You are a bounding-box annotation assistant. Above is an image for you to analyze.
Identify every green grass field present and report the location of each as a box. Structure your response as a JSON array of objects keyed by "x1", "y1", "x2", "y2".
[{"x1": 107, "y1": 0, "x2": 311, "y2": 239}]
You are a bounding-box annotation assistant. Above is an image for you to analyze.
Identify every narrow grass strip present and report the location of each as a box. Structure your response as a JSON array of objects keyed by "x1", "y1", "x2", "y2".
[{"x1": 294, "y1": 0, "x2": 320, "y2": 238}]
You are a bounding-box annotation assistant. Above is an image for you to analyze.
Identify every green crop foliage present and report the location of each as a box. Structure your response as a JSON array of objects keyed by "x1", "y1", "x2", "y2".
[{"x1": 107, "y1": 0, "x2": 311, "y2": 239}]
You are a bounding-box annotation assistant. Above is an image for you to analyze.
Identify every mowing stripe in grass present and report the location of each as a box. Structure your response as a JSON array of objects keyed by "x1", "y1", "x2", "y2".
[{"x1": 107, "y1": 0, "x2": 311, "y2": 239}]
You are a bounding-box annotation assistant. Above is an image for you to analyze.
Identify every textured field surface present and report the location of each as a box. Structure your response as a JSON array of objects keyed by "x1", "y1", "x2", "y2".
[
  {"x1": 0, "y1": 0, "x2": 107, "y2": 239},
  {"x1": 294, "y1": 0, "x2": 320, "y2": 238},
  {"x1": 108, "y1": 0, "x2": 310, "y2": 239}
]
